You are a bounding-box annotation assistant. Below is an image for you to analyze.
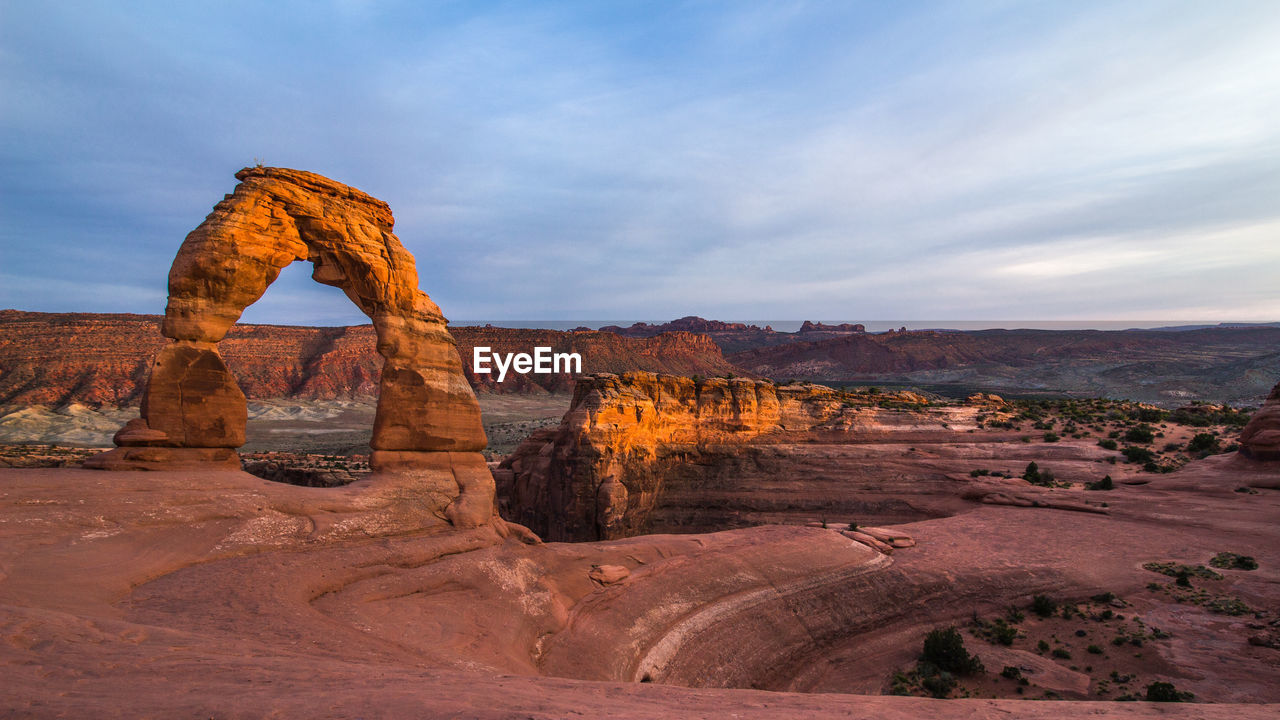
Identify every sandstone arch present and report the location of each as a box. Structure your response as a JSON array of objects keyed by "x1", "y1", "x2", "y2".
[{"x1": 86, "y1": 167, "x2": 494, "y2": 526}]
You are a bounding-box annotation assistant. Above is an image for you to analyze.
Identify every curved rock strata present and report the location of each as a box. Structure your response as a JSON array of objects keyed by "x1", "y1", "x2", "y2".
[{"x1": 84, "y1": 167, "x2": 492, "y2": 526}]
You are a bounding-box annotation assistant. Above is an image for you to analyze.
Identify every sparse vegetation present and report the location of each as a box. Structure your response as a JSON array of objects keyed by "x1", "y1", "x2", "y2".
[
  {"x1": 1031, "y1": 594, "x2": 1057, "y2": 618},
  {"x1": 922, "y1": 627, "x2": 984, "y2": 675},
  {"x1": 1209, "y1": 552, "x2": 1258, "y2": 571},
  {"x1": 1085, "y1": 475, "x2": 1114, "y2": 491},
  {"x1": 1145, "y1": 681, "x2": 1193, "y2": 702}
]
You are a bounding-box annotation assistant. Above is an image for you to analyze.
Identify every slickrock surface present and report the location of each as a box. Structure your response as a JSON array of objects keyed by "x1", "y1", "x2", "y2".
[
  {"x1": 1240, "y1": 381, "x2": 1280, "y2": 461},
  {"x1": 0, "y1": 311, "x2": 738, "y2": 404},
  {"x1": 2, "y1": 453, "x2": 1278, "y2": 716}
]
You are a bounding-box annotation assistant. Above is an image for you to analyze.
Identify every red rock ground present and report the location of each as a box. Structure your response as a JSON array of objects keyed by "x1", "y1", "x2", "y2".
[{"x1": 2, "y1": 446, "x2": 1278, "y2": 717}]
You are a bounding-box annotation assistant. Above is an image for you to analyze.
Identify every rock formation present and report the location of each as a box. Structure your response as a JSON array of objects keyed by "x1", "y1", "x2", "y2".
[
  {"x1": 0, "y1": 311, "x2": 740, "y2": 404},
  {"x1": 84, "y1": 167, "x2": 493, "y2": 526},
  {"x1": 1240, "y1": 381, "x2": 1280, "y2": 461},
  {"x1": 498, "y1": 372, "x2": 960, "y2": 541},
  {"x1": 799, "y1": 320, "x2": 865, "y2": 333}
]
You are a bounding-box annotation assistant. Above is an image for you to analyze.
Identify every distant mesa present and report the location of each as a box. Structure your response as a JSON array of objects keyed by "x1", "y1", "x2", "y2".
[
  {"x1": 799, "y1": 321, "x2": 865, "y2": 333},
  {"x1": 598, "y1": 316, "x2": 772, "y2": 337}
]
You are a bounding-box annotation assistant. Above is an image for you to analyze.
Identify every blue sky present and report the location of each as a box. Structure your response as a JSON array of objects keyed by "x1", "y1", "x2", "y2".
[{"x1": 2, "y1": 1, "x2": 1278, "y2": 326}]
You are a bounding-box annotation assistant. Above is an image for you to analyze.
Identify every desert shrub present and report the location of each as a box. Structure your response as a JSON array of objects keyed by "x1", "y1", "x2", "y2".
[
  {"x1": 1085, "y1": 475, "x2": 1114, "y2": 491},
  {"x1": 1133, "y1": 408, "x2": 1165, "y2": 422},
  {"x1": 1051, "y1": 647, "x2": 1071, "y2": 659},
  {"x1": 989, "y1": 620, "x2": 1018, "y2": 646},
  {"x1": 921, "y1": 627, "x2": 983, "y2": 675},
  {"x1": 1087, "y1": 644, "x2": 1103, "y2": 654},
  {"x1": 1187, "y1": 433, "x2": 1221, "y2": 455},
  {"x1": 1121, "y1": 447, "x2": 1155, "y2": 464},
  {"x1": 1209, "y1": 552, "x2": 1258, "y2": 570},
  {"x1": 1022, "y1": 462, "x2": 1040, "y2": 482},
  {"x1": 1000, "y1": 665, "x2": 1023, "y2": 680},
  {"x1": 1043, "y1": 432, "x2": 1060, "y2": 443},
  {"x1": 1143, "y1": 562, "x2": 1222, "y2": 580},
  {"x1": 1098, "y1": 438, "x2": 1118, "y2": 450},
  {"x1": 1037, "y1": 640, "x2": 1050, "y2": 653},
  {"x1": 1145, "y1": 681, "x2": 1193, "y2": 702},
  {"x1": 1030, "y1": 594, "x2": 1057, "y2": 618},
  {"x1": 1206, "y1": 595, "x2": 1252, "y2": 615},
  {"x1": 920, "y1": 671, "x2": 956, "y2": 698},
  {"x1": 1124, "y1": 425, "x2": 1155, "y2": 443}
]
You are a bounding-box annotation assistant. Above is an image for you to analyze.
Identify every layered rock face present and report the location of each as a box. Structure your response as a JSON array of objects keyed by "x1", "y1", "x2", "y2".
[
  {"x1": 0, "y1": 311, "x2": 739, "y2": 405},
  {"x1": 84, "y1": 167, "x2": 493, "y2": 526},
  {"x1": 499, "y1": 372, "x2": 952, "y2": 541},
  {"x1": 1240, "y1": 381, "x2": 1280, "y2": 461}
]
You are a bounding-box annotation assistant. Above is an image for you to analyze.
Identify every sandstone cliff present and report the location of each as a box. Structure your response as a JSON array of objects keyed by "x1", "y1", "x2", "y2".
[
  {"x1": 0, "y1": 311, "x2": 739, "y2": 406},
  {"x1": 498, "y1": 372, "x2": 946, "y2": 542}
]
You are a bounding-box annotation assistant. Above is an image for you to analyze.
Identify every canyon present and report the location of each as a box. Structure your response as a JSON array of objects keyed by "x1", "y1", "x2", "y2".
[{"x1": 2, "y1": 168, "x2": 1279, "y2": 717}]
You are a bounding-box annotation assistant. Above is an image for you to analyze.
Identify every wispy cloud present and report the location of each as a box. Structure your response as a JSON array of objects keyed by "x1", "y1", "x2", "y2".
[{"x1": 2, "y1": 1, "x2": 1278, "y2": 325}]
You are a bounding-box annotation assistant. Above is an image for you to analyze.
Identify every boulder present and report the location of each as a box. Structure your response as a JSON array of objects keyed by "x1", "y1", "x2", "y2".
[{"x1": 1240, "y1": 382, "x2": 1280, "y2": 461}]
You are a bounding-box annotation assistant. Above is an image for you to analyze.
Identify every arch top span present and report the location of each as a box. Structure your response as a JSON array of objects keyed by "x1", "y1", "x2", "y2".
[{"x1": 86, "y1": 167, "x2": 494, "y2": 527}]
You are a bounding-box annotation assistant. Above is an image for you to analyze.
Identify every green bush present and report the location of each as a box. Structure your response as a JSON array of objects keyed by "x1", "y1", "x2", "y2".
[
  {"x1": 921, "y1": 627, "x2": 984, "y2": 675},
  {"x1": 1187, "y1": 433, "x2": 1221, "y2": 455},
  {"x1": 1209, "y1": 552, "x2": 1258, "y2": 570},
  {"x1": 1124, "y1": 425, "x2": 1155, "y2": 443},
  {"x1": 1051, "y1": 647, "x2": 1071, "y2": 659},
  {"x1": 1135, "y1": 408, "x2": 1167, "y2": 423},
  {"x1": 1098, "y1": 438, "x2": 1118, "y2": 450},
  {"x1": 1085, "y1": 475, "x2": 1114, "y2": 491},
  {"x1": 1145, "y1": 681, "x2": 1193, "y2": 702},
  {"x1": 1030, "y1": 594, "x2": 1057, "y2": 618},
  {"x1": 1121, "y1": 446, "x2": 1155, "y2": 464},
  {"x1": 921, "y1": 671, "x2": 956, "y2": 698}
]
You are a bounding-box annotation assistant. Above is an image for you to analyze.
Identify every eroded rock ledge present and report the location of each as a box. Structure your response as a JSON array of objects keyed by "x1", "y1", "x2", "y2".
[{"x1": 498, "y1": 372, "x2": 942, "y2": 541}]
